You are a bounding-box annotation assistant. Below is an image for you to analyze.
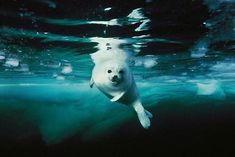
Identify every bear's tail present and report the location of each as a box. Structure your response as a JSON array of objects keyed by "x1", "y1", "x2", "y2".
[{"x1": 132, "y1": 101, "x2": 152, "y2": 129}]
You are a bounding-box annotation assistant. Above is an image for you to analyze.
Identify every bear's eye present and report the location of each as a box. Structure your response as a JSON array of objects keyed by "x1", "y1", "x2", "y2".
[
  {"x1": 119, "y1": 70, "x2": 124, "y2": 74},
  {"x1": 107, "y1": 70, "x2": 112, "y2": 73}
]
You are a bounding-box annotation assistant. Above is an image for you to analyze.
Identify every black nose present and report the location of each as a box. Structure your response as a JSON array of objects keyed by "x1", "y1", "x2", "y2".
[
  {"x1": 113, "y1": 75, "x2": 118, "y2": 80},
  {"x1": 112, "y1": 75, "x2": 118, "y2": 82}
]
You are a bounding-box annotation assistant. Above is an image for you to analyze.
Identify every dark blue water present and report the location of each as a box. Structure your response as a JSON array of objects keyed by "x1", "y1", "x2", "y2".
[{"x1": 0, "y1": 0, "x2": 235, "y2": 156}]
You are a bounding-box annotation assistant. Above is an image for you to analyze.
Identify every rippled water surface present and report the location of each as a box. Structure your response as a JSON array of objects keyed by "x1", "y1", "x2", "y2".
[{"x1": 0, "y1": 0, "x2": 235, "y2": 156}]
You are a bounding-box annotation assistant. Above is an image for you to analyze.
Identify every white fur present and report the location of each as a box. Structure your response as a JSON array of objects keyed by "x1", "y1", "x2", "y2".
[{"x1": 90, "y1": 50, "x2": 152, "y2": 129}]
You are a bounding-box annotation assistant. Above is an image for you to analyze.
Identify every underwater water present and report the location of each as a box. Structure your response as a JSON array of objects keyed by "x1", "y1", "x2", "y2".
[{"x1": 0, "y1": 0, "x2": 235, "y2": 156}]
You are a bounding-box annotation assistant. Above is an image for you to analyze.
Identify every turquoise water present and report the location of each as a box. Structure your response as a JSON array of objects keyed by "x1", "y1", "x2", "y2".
[{"x1": 0, "y1": 0, "x2": 235, "y2": 156}]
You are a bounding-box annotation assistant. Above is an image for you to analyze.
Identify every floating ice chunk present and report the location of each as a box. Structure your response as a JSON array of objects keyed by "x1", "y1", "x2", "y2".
[
  {"x1": 53, "y1": 73, "x2": 65, "y2": 80},
  {"x1": 127, "y1": 8, "x2": 146, "y2": 19},
  {"x1": 20, "y1": 64, "x2": 29, "y2": 72},
  {"x1": 135, "y1": 19, "x2": 150, "y2": 32},
  {"x1": 107, "y1": 19, "x2": 119, "y2": 26},
  {"x1": 133, "y1": 34, "x2": 151, "y2": 38},
  {"x1": 203, "y1": 21, "x2": 214, "y2": 29},
  {"x1": 0, "y1": 51, "x2": 5, "y2": 55},
  {"x1": 14, "y1": 64, "x2": 29, "y2": 72},
  {"x1": 61, "y1": 65, "x2": 73, "y2": 74},
  {"x1": 127, "y1": 8, "x2": 151, "y2": 32},
  {"x1": 191, "y1": 45, "x2": 208, "y2": 58},
  {"x1": 0, "y1": 55, "x2": 5, "y2": 60},
  {"x1": 211, "y1": 62, "x2": 235, "y2": 72},
  {"x1": 0, "y1": 50, "x2": 5, "y2": 59},
  {"x1": 132, "y1": 43, "x2": 145, "y2": 53},
  {"x1": 52, "y1": 73, "x2": 57, "y2": 77},
  {"x1": 56, "y1": 75, "x2": 65, "y2": 81},
  {"x1": 40, "y1": 60, "x2": 61, "y2": 68},
  {"x1": 197, "y1": 82, "x2": 217, "y2": 95},
  {"x1": 104, "y1": 7, "x2": 112, "y2": 11},
  {"x1": 143, "y1": 58, "x2": 157, "y2": 68},
  {"x1": 134, "y1": 59, "x2": 142, "y2": 66},
  {"x1": 4, "y1": 58, "x2": 19, "y2": 67},
  {"x1": 196, "y1": 80, "x2": 225, "y2": 99},
  {"x1": 134, "y1": 55, "x2": 157, "y2": 68},
  {"x1": 133, "y1": 43, "x2": 147, "y2": 48},
  {"x1": 210, "y1": 62, "x2": 235, "y2": 79},
  {"x1": 89, "y1": 19, "x2": 121, "y2": 26}
]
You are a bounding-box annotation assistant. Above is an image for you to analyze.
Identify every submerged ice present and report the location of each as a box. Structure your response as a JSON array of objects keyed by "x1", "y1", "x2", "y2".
[
  {"x1": 196, "y1": 80, "x2": 225, "y2": 99},
  {"x1": 4, "y1": 58, "x2": 20, "y2": 67}
]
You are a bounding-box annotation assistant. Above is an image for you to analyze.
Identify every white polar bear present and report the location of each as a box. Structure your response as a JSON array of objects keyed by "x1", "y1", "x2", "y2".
[{"x1": 89, "y1": 50, "x2": 152, "y2": 129}]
